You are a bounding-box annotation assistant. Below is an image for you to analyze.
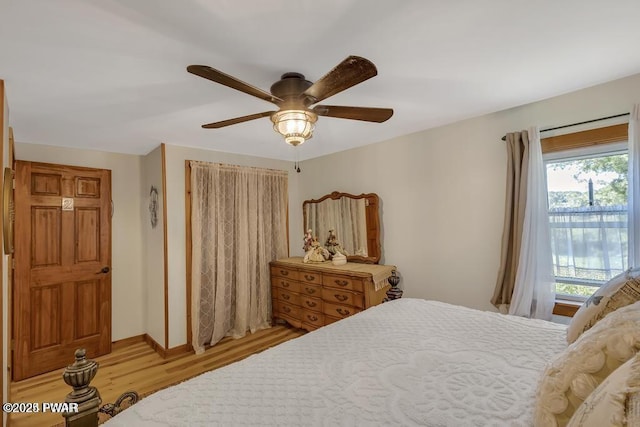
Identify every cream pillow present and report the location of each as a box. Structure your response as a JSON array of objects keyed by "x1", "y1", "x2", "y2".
[
  {"x1": 567, "y1": 353, "x2": 640, "y2": 426},
  {"x1": 566, "y1": 267, "x2": 640, "y2": 344},
  {"x1": 535, "y1": 301, "x2": 640, "y2": 427}
]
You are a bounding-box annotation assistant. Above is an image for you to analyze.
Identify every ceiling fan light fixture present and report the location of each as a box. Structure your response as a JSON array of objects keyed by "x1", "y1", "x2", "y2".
[{"x1": 271, "y1": 110, "x2": 317, "y2": 146}]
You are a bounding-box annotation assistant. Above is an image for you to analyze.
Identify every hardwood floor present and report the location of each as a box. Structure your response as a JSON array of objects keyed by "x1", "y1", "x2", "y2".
[{"x1": 9, "y1": 325, "x2": 305, "y2": 427}]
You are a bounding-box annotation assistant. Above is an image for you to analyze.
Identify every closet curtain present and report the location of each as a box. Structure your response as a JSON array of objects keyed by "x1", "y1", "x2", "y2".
[
  {"x1": 492, "y1": 127, "x2": 555, "y2": 319},
  {"x1": 190, "y1": 161, "x2": 289, "y2": 354},
  {"x1": 628, "y1": 104, "x2": 640, "y2": 268}
]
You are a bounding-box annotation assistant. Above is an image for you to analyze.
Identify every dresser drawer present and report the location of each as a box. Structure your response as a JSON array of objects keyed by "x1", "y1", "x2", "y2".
[
  {"x1": 275, "y1": 289, "x2": 300, "y2": 306},
  {"x1": 272, "y1": 277, "x2": 300, "y2": 293},
  {"x1": 299, "y1": 271, "x2": 322, "y2": 285},
  {"x1": 324, "y1": 315, "x2": 341, "y2": 326},
  {"x1": 322, "y1": 288, "x2": 364, "y2": 308},
  {"x1": 270, "y1": 266, "x2": 299, "y2": 281},
  {"x1": 278, "y1": 301, "x2": 300, "y2": 318},
  {"x1": 300, "y1": 295, "x2": 322, "y2": 311},
  {"x1": 301, "y1": 309, "x2": 324, "y2": 327},
  {"x1": 323, "y1": 274, "x2": 364, "y2": 292},
  {"x1": 300, "y1": 282, "x2": 321, "y2": 297},
  {"x1": 323, "y1": 302, "x2": 361, "y2": 319}
]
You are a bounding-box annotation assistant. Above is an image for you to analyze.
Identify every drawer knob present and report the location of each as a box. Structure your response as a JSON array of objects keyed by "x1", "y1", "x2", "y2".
[
  {"x1": 282, "y1": 294, "x2": 290, "y2": 300},
  {"x1": 280, "y1": 270, "x2": 289, "y2": 276},
  {"x1": 305, "y1": 301, "x2": 317, "y2": 308},
  {"x1": 304, "y1": 274, "x2": 315, "y2": 281},
  {"x1": 305, "y1": 287, "x2": 315, "y2": 294},
  {"x1": 283, "y1": 306, "x2": 291, "y2": 313},
  {"x1": 334, "y1": 294, "x2": 348, "y2": 302},
  {"x1": 307, "y1": 315, "x2": 318, "y2": 322},
  {"x1": 336, "y1": 308, "x2": 350, "y2": 316},
  {"x1": 282, "y1": 282, "x2": 289, "y2": 288},
  {"x1": 335, "y1": 279, "x2": 349, "y2": 286}
]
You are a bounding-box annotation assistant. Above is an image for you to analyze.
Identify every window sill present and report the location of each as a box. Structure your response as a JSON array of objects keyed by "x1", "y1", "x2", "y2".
[{"x1": 553, "y1": 299, "x2": 582, "y2": 317}]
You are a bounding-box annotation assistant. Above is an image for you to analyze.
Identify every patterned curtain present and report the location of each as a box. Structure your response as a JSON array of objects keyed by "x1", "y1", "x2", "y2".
[{"x1": 190, "y1": 161, "x2": 289, "y2": 354}]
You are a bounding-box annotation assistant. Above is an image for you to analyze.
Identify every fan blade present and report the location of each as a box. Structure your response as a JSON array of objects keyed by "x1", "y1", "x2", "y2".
[
  {"x1": 202, "y1": 111, "x2": 275, "y2": 129},
  {"x1": 187, "y1": 65, "x2": 283, "y2": 105},
  {"x1": 303, "y1": 56, "x2": 378, "y2": 104},
  {"x1": 313, "y1": 105, "x2": 393, "y2": 123}
]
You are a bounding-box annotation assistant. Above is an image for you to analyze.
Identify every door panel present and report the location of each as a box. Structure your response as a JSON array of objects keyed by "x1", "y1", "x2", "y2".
[
  {"x1": 13, "y1": 161, "x2": 112, "y2": 380},
  {"x1": 75, "y1": 280, "x2": 100, "y2": 339},
  {"x1": 31, "y1": 207, "x2": 62, "y2": 266},
  {"x1": 75, "y1": 208, "x2": 100, "y2": 262},
  {"x1": 30, "y1": 286, "x2": 61, "y2": 350},
  {"x1": 31, "y1": 173, "x2": 61, "y2": 195}
]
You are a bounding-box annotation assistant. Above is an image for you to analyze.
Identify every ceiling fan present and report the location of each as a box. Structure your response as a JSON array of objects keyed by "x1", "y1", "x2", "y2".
[{"x1": 187, "y1": 56, "x2": 393, "y2": 146}]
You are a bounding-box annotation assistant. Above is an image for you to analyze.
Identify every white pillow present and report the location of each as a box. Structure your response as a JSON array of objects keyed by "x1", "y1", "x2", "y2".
[
  {"x1": 535, "y1": 301, "x2": 640, "y2": 427},
  {"x1": 566, "y1": 268, "x2": 640, "y2": 344},
  {"x1": 567, "y1": 353, "x2": 640, "y2": 426}
]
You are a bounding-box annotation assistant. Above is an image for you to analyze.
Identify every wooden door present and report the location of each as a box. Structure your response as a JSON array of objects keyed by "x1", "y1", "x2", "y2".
[{"x1": 13, "y1": 161, "x2": 111, "y2": 380}]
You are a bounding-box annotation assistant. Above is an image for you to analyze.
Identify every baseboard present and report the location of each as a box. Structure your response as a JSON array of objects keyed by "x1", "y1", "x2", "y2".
[
  {"x1": 112, "y1": 334, "x2": 146, "y2": 351},
  {"x1": 143, "y1": 334, "x2": 193, "y2": 359},
  {"x1": 164, "y1": 344, "x2": 193, "y2": 358}
]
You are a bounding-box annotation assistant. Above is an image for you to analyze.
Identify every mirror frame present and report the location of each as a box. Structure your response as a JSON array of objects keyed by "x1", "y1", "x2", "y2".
[{"x1": 303, "y1": 191, "x2": 381, "y2": 264}]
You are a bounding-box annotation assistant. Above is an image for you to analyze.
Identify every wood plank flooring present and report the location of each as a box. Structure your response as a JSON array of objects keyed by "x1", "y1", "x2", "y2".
[{"x1": 9, "y1": 325, "x2": 305, "y2": 427}]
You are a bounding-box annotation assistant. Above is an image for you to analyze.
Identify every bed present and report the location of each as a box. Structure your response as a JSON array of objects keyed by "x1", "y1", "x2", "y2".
[{"x1": 104, "y1": 298, "x2": 568, "y2": 426}]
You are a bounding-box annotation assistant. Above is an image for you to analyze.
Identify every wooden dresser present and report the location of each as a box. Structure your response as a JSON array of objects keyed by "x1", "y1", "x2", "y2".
[{"x1": 270, "y1": 257, "x2": 394, "y2": 331}]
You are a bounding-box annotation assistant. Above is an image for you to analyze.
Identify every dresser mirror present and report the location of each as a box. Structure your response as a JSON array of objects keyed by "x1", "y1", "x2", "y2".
[{"x1": 302, "y1": 192, "x2": 381, "y2": 264}]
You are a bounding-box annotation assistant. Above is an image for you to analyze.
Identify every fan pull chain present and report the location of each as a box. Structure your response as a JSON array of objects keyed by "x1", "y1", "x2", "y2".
[{"x1": 294, "y1": 147, "x2": 301, "y2": 173}]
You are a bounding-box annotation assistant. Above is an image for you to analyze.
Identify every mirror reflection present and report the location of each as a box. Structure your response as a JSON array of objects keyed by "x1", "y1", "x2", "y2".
[
  {"x1": 304, "y1": 197, "x2": 368, "y2": 257},
  {"x1": 302, "y1": 192, "x2": 381, "y2": 264}
]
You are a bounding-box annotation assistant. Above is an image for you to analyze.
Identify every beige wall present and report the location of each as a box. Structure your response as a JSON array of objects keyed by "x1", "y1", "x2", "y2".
[
  {"x1": 162, "y1": 144, "x2": 300, "y2": 347},
  {"x1": 13, "y1": 143, "x2": 146, "y2": 341},
  {"x1": 297, "y1": 72, "x2": 640, "y2": 312},
  {"x1": 142, "y1": 146, "x2": 165, "y2": 346}
]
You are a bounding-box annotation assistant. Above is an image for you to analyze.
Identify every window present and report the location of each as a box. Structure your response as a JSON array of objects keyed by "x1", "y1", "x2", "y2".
[{"x1": 542, "y1": 124, "x2": 629, "y2": 302}]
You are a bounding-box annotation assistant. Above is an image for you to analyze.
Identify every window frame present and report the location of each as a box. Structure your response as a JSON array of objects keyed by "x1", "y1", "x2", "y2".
[{"x1": 540, "y1": 123, "x2": 629, "y2": 316}]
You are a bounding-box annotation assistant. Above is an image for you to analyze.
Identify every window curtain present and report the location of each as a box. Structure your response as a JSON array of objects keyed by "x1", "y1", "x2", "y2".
[
  {"x1": 509, "y1": 127, "x2": 556, "y2": 319},
  {"x1": 491, "y1": 131, "x2": 529, "y2": 312},
  {"x1": 549, "y1": 206, "x2": 627, "y2": 282},
  {"x1": 492, "y1": 127, "x2": 556, "y2": 319},
  {"x1": 628, "y1": 104, "x2": 640, "y2": 268},
  {"x1": 190, "y1": 161, "x2": 289, "y2": 354}
]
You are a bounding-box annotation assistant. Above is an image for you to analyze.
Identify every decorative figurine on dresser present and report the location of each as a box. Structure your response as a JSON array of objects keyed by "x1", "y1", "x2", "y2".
[
  {"x1": 271, "y1": 191, "x2": 397, "y2": 331},
  {"x1": 325, "y1": 229, "x2": 348, "y2": 258},
  {"x1": 302, "y1": 230, "x2": 329, "y2": 263}
]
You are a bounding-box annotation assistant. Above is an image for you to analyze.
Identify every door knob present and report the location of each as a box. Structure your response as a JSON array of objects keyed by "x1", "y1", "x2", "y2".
[{"x1": 97, "y1": 266, "x2": 110, "y2": 274}]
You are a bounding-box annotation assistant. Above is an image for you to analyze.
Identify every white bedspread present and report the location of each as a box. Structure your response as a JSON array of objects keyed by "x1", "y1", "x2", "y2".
[{"x1": 106, "y1": 299, "x2": 567, "y2": 426}]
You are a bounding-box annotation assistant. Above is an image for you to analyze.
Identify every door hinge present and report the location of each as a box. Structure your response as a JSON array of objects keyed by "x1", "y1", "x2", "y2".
[
  {"x1": 11, "y1": 257, "x2": 15, "y2": 269},
  {"x1": 10, "y1": 339, "x2": 15, "y2": 351}
]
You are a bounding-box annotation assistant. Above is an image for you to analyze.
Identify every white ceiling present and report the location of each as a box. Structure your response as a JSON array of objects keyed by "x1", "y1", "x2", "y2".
[{"x1": 2, "y1": 0, "x2": 640, "y2": 161}]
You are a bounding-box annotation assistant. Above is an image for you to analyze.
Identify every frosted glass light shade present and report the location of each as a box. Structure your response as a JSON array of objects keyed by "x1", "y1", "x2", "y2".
[{"x1": 271, "y1": 110, "x2": 317, "y2": 146}]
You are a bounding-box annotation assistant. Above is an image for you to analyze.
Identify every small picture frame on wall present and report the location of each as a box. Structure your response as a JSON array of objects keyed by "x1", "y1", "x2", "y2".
[{"x1": 149, "y1": 185, "x2": 159, "y2": 228}]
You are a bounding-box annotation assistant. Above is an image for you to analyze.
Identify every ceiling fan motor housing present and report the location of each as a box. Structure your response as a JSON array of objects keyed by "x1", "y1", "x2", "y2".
[{"x1": 270, "y1": 73, "x2": 314, "y2": 108}]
